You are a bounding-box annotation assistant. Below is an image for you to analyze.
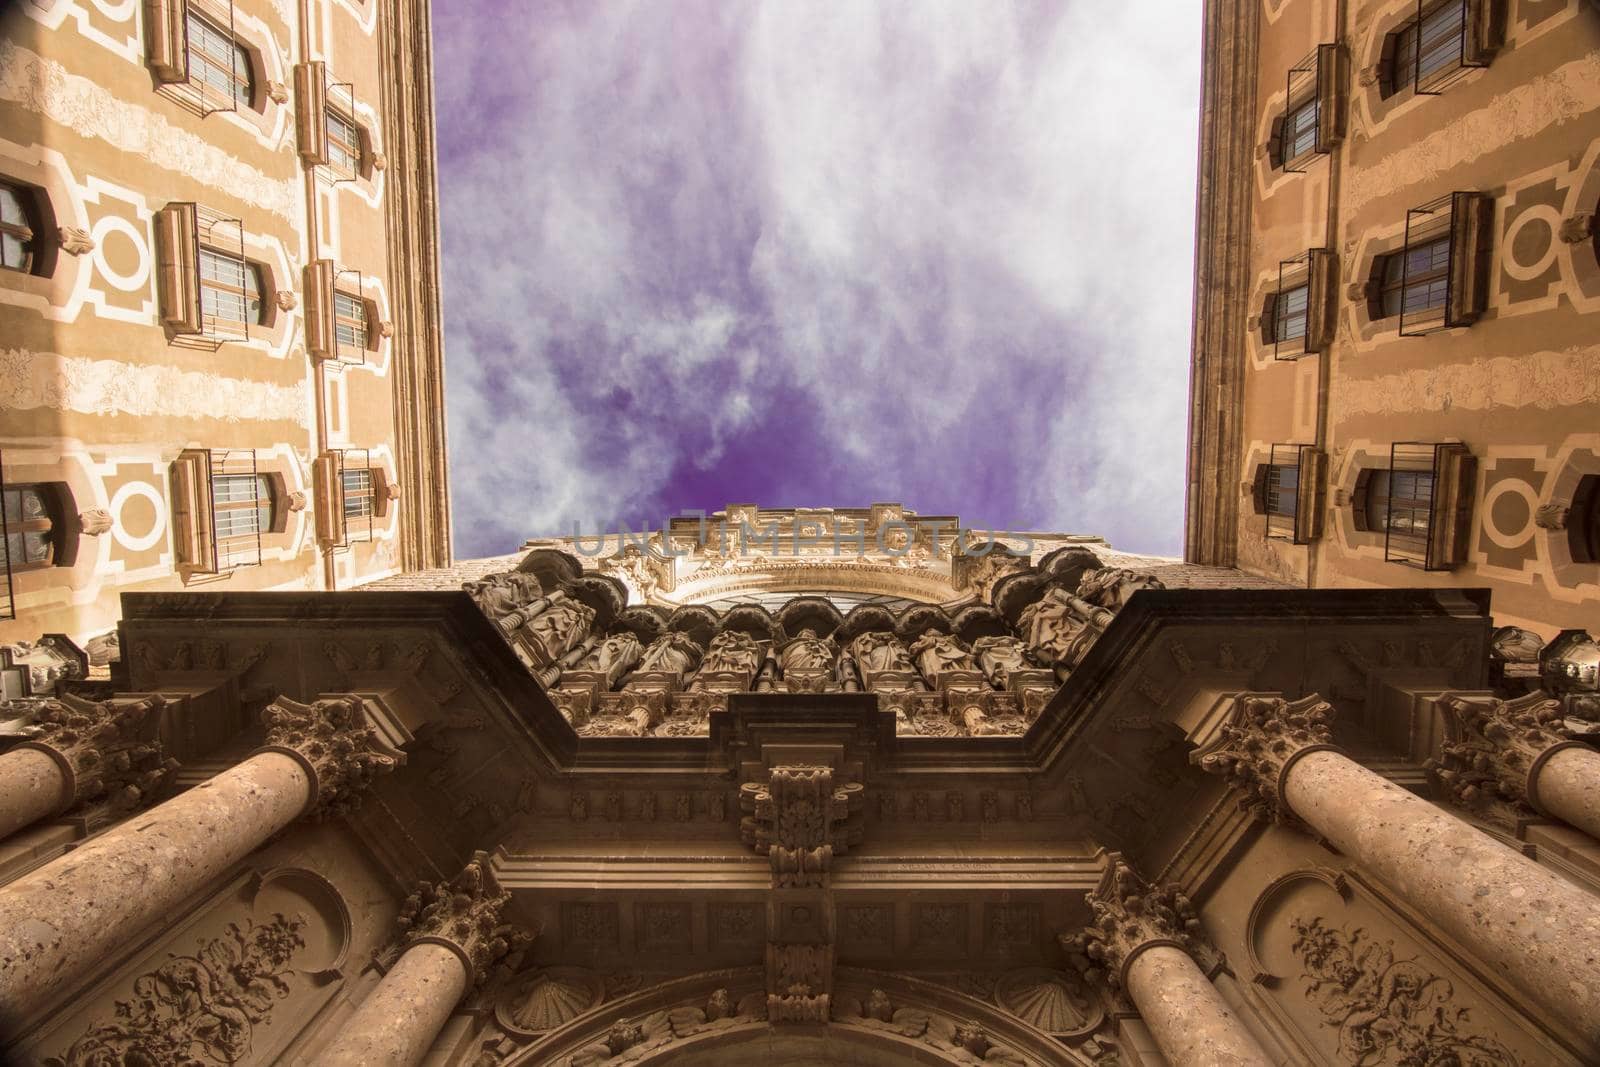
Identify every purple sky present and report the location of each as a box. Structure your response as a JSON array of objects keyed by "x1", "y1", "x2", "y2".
[{"x1": 434, "y1": 2, "x2": 1203, "y2": 560}]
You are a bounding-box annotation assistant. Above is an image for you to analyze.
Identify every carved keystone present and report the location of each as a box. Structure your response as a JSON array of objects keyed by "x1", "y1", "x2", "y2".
[
  {"x1": 18, "y1": 694, "x2": 176, "y2": 815},
  {"x1": 1060, "y1": 854, "x2": 1209, "y2": 989},
  {"x1": 259, "y1": 694, "x2": 397, "y2": 820},
  {"x1": 1428, "y1": 692, "x2": 1580, "y2": 826},
  {"x1": 1198, "y1": 693, "x2": 1337, "y2": 823},
  {"x1": 395, "y1": 850, "x2": 527, "y2": 988}
]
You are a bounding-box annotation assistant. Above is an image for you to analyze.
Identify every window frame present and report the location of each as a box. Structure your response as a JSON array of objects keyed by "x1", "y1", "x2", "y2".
[
  {"x1": 1379, "y1": 0, "x2": 1501, "y2": 100},
  {"x1": 1568, "y1": 474, "x2": 1600, "y2": 566},
  {"x1": 0, "y1": 178, "x2": 40, "y2": 275},
  {"x1": 172, "y1": 449, "x2": 268, "y2": 575},
  {"x1": 184, "y1": 6, "x2": 256, "y2": 114},
  {"x1": 1355, "y1": 442, "x2": 1476, "y2": 570},
  {"x1": 1367, "y1": 192, "x2": 1493, "y2": 335}
]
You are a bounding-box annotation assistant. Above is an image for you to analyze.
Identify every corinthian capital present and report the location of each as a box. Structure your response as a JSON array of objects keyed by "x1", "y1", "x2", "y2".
[
  {"x1": 260, "y1": 695, "x2": 397, "y2": 819},
  {"x1": 396, "y1": 851, "x2": 527, "y2": 986},
  {"x1": 1060, "y1": 854, "x2": 1207, "y2": 988},
  {"x1": 20, "y1": 694, "x2": 176, "y2": 815},
  {"x1": 1198, "y1": 693, "x2": 1336, "y2": 823},
  {"x1": 1429, "y1": 692, "x2": 1579, "y2": 825}
]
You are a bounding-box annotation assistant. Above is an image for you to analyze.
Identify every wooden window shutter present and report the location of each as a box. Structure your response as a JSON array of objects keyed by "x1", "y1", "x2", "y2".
[
  {"x1": 1259, "y1": 291, "x2": 1279, "y2": 346},
  {"x1": 371, "y1": 466, "x2": 391, "y2": 517},
  {"x1": 1448, "y1": 192, "x2": 1494, "y2": 324},
  {"x1": 295, "y1": 62, "x2": 330, "y2": 165},
  {"x1": 1314, "y1": 43, "x2": 1346, "y2": 153},
  {"x1": 1464, "y1": 0, "x2": 1507, "y2": 66},
  {"x1": 303, "y1": 259, "x2": 336, "y2": 358},
  {"x1": 1305, "y1": 248, "x2": 1337, "y2": 351},
  {"x1": 144, "y1": 0, "x2": 187, "y2": 83},
  {"x1": 155, "y1": 203, "x2": 201, "y2": 334},
  {"x1": 1266, "y1": 115, "x2": 1285, "y2": 170},
  {"x1": 1352, "y1": 468, "x2": 1374, "y2": 531},
  {"x1": 1250, "y1": 464, "x2": 1271, "y2": 516}
]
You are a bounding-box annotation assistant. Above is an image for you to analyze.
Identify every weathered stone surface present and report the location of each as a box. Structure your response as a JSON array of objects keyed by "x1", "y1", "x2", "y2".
[
  {"x1": 0, "y1": 747, "x2": 68, "y2": 840},
  {"x1": 1125, "y1": 945, "x2": 1273, "y2": 1067},
  {"x1": 1199, "y1": 693, "x2": 1335, "y2": 823},
  {"x1": 318, "y1": 942, "x2": 466, "y2": 1067},
  {"x1": 260, "y1": 694, "x2": 397, "y2": 819},
  {"x1": 395, "y1": 850, "x2": 521, "y2": 985}
]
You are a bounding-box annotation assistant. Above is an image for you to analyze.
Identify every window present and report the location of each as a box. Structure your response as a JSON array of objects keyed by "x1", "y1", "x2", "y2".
[
  {"x1": 1380, "y1": 0, "x2": 1501, "y2": 98},
  {"x1": 1282, "y1": 97, "x2": 1320, "y2": 165},
  {"x1": 212, "y1": 472, "x2": 273, "y2": 542},
  {"x1": 1265, "y1": 464, "x2": 1300, "y2": 519},
  {"x1": 1, "y1": 485, "x2": 59, "y2": 571},
  {"x1": 1569, "y1": 475, "x2": 1600, "y2": 565},
  {"x1": 1253, "y1": 444, "x2": 1325, "y2": 544},
  {"x1": 186, "y1": 11, "x2": 254, "y2": 110},
  {"x1": 1369, "y1": 192, "x2": 1493, "y2": 334},
  {"x1": 325, "y1": 107, "x2": 362, "y2": 176},
  {"x1": 1354, "y1": 443, "x2": 1475, "y2": 569},
  {"x1": 334, "y1": 288, "x2": 368, "y2": 350},
  {"x1": 199, "y1": 247, "x2": 264, "y2": 327},
  {"x1": 342, "y1": 467, "x2": 374, "y2": 520},
  {"x1": 0, "y1": 180, "x2": 39, "y2": 274},
  {"x1": 1377, "y1": 235, "x2": 1450, "y2": 318},
  {"x1": 1272, "y1": 284, "x2": 1309, "y2": 344}
]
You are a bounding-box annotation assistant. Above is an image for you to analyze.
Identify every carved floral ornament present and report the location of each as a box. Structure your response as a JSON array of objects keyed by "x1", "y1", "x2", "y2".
[
  {"x1": 258, "y1": 694, "x2": 399, "y2": 820},
  {"x1": 396, "y1": 851, "x2": 529, "y2": 987},
  {"x1": 1428, "y1": 692, "x2": 1582, "y2": 825},
  {"x1": 18, "y1": 693, "x2": 177, "y2": 815},
  {"x1": 1060, "y1": 855, "x2": 1210, "y2": 989}
]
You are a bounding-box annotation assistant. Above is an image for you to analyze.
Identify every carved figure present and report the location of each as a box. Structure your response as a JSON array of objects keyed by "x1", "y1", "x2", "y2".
[
  {"x1": 779, "y1": 628, "x2": 837, "y2": 673},
  {"x1": 1017, "y1": 588, "x2": 1080, "y2": 665},
  {"x1": 694, "y1": 631, "x2": 764, "y2": 678},
  {"x1": 909, "y1": 629, "x2": 976, "y2": 679},
  {"x1": 972, "y1": 635, "x2": 1032, "y2": 688},
  {"x1": 523, "y1": 597, "x2": 596, "y2": 664},
  {"x1": 849, "y1": 631, "x2": 913, "y2": 674},
  {"x1": 630, "y1": 632, "x2": 703, "y2": 679},
  {"x1": 574, "y1": 632, "x2": 643, "y2": 682}
]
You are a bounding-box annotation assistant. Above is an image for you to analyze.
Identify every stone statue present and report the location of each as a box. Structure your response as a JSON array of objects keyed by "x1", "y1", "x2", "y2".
[
  {"x1": 908, "y1": 629, "x2": 976, "y2": 680},
  {"x1": 631, "y1": 632, "x2": 704, "y2": 679},
  {"x1": 1077, "y1": 567, "x2": 1163, "y2": 610},
  {"x1": 573, "y1": 632, "x2": 642, "y2": 683},
  {"x1": 697, "y1": 631, "x2": 764, "y2": 676},
  {"x1": 972, "y1": 635, "x2": 1033, "y2": 688},
  {"x1": 850, "y1": 631, "x2": 914, "y2": 675},
  {"x1": 522, "y1": 597, "x2": 595, "y2": 664},
  {"x1": 1017, "y1": 588, "x2": 1079, "y2": 665},
  {"x1": 465, "y1": 570, "x2": 542, "y2": 620},
  {"x1": 778, "y1": 628, "x2": 837, "y2": 674}
]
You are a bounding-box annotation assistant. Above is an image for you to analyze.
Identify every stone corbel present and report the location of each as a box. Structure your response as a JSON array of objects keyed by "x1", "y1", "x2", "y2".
[
  {"x1": 57, "y1": 226, "x2": 94, "y2": 256},
  {"x1": 275, "y1": 289, "x2": 299, "y2": 311},
  {"x1": 1358, "y1": 64, "x2": 1380, "y2": 88},
  {"x1": 287, "y1": 489, "x2": 308, "y2": 513},
  {"x1": 371, "y1": 152, "x2": 388, "y2": 172},
  {"x1": 1558, "y1": 212, "x2": 1595, "y2": 244},
  {"x1": 378, "y1": 319, "x2": 395, "y2": 338},
  {"x1": 1535, "y1": 503, "x2": 1569, "y2": 530},
  {"x1": 266, "y1": 80, "x2": 289, "y2": 105},
  {"x1": 77, "y1": 507, "x2": 113, "y2": 536}
]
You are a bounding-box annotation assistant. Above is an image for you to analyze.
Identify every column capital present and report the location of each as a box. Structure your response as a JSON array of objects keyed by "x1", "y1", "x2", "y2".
[
  {"x1": 1430, "y1": 692, "x2": 1583, "y2": 826},
  {"x1": 17, "y1": 693, "x2": 176, "y2": 817},
  {"x1": 258, "y1": 695, "x2": 398, "y2": 820},
  {"x1": 1198, "y1": 693, "x2": 1337, "y2": 823},
  {"x1": 395, "y1": 851, "x2": 528, "y2": 989},
  {"x1": 1060, "y1": 854, "x2": 1209, "y2": 989}
]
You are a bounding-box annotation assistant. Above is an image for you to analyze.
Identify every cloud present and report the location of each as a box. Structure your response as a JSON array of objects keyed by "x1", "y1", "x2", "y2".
[{"x1": 435, "y1": 0, "x2": 1201, "y2": 559}]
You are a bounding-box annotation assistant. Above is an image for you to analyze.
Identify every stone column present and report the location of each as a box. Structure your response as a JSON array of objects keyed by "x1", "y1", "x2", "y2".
[
  {"x1": 1202, "y1": 694, "x2": 1600, "y2": 1042},
  {"x1": 320, "y1": 852, "x2": 523, "y2": 1067},
  {"x1": 1062, "y1": 856, "x2": 1273, "y2": 1067},
  {"x1": 0, "y1": 695, "x2": 395, "y2": 1023},
  {"x1": 0, "y1": 694, "x2": 175, "y2": 841},
  {"x1": 1431, "y1": 692, "x2": 1600, "y2": 840}
]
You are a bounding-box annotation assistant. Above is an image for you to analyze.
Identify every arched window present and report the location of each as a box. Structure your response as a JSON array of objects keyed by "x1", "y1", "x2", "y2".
[
  {"x1": 199, "y1": 247, "x2": 266, "y2": 327},
  {"x1": 1, "y1": 483, "x2": 67, "y2": 571},
  {"x1": 0, "y1": 179, "x2": 41, "y2": 275},
  {"x1": 211, "y1": 470, "x2": 274, "y2": 565},
  {"x1": 1371, "y1": 237, "x2": 1450, "y2": 320}
]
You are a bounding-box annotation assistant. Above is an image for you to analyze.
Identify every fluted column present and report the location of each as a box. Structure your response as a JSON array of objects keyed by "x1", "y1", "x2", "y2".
[
  {"x1": 1431, "y1": 692, "x2": 1600, "y2": 841},
  {"x1": 1202, "y1": 693, "x2": 1600, "y2": 1042},
  {"x1": 1062, "y1": 856, "x2": 1273, "y2": 1067},
  {"x1": 0, "y1": 696, "x2": 395, "y2": 1023},
  {"x1": 0, "y1": 695, "x2": 175, "y2": 841},
  {"x1": 320, "y1": 853, "x2": 523, "y2": 1067}
]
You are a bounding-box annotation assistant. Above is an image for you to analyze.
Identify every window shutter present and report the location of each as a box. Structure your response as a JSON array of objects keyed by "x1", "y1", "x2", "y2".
[
  {"x1": 263, "y1": 471, "x2": 290, "y2": 534},
  {"x1": 304, "y1": 259, "x2": 336, "y2": 359},
  {"x1": 1464, "y1": 0, "x2": 1507, "y2": 66},
  {"x1": 1352, "y1": 468, "x2": 1374, "y2": 531},
  {"x1": 155, "y1": 203, "x2": 202, "y2": 334},
  {"x1": 1259, "y1": 291, "x2": 1279, "y2": 346},
  {"x1": 1377, "y1": 29, "x2": 1400, "y2": 98},
  {"x1": 1305, "y1": 248, "x2": 1337, "y2": 351},
  {"x1": 1250, "y1": 464, "x2": 1271, "y2": 517},
  {"x1": 1315, "y1": 43, "x2": 1345, "y2": 153},
  {"x1": 144, "y1": 0, "x2": 187, "y2": 83},
  {"x1": 371, "y1": 466, "x2": 391, "y2": 517},
  {"x1": 1447, "y1": 192, "x2": 1493, "y2": 325},
  {"x1": 1266, "y1": 115, "x2": 1285, "y2": 170},
  {"x1": 295, "y1": 62, "x2": 330, "y2": 165}
]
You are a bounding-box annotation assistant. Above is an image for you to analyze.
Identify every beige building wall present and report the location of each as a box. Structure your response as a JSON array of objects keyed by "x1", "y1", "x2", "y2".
[
  {"x1": 0, "y1": 0, "x2": 449, "y2": 653},
  {"x1": 1189, "y1": 0, "x2": 1600, "y2": 638}
]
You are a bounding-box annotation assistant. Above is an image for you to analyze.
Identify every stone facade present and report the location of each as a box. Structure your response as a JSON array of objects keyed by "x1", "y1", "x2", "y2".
[
  {"x1": 1187, "y1": 0, "x2": 1600, "y2": 639},
  {"x1": 0, "y1": 508, "x2": 1596, "y2": 1065},
  {"x1": 0, "y1": 0, "x2": 451, "y2": 658}
]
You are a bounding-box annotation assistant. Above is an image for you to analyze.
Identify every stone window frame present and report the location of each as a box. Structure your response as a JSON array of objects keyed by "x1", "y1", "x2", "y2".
[
  {"x1": 170, "y1": 448, "x2": 284, "y2": 577},
  {"x1": 1567, "y1": 475, "x2": 1599, "y2": 566},
  {"x1": 1350, "y1": 442, "x2": 1476, "y2": 570},
  {"x1": 1258, "y1": 249, "x2": 1337, "y2": 358},
  {"x1": 304, "y1": 260, "x2": 388, "y2": 366},
  {"x1": 0, "y1": 173, "x2": 61, "y2": 295},
  {"x1": 295, "y1": 62, "x2": 381, "y2": 186},
  {"x1": 155, "y1": 202, "x2": 278, "y2": 345},
  {"x1": 1357, "y1": 192, "x2": 1493, "y2": 334},
  {"x1": 1251, "y1": 445, "x2": 1325, "y2": 545},
  {"x1": 1266, "y1": 45, "x2": 1346, "y2": 173},
  {"x1": 313, "y1": 449, "x2": 390, "y2": 549},
  {"x1": 1, "y1": 478, "x2": 80, "y2": 574},
  {"x1": 146, "y1": 0, "x2": 283, "y2": 136}
]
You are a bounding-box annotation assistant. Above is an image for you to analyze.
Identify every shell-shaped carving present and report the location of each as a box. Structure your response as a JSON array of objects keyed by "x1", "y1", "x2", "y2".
[
  {"x1": 995, "y1": 968, "x2": 1097, "y2": 1036},
  {"x1": 495, "y1": 968, "x2": 604, "y2": 1037}
]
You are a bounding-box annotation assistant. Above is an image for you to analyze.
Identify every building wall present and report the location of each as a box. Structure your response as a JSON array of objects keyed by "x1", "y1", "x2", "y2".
[
  {"x1": 0, "y1": 0, "x2": 449, "y2": 651},
  {"x1": 1189, "y1": 0, "x2": 1600, "y2": 638}
]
